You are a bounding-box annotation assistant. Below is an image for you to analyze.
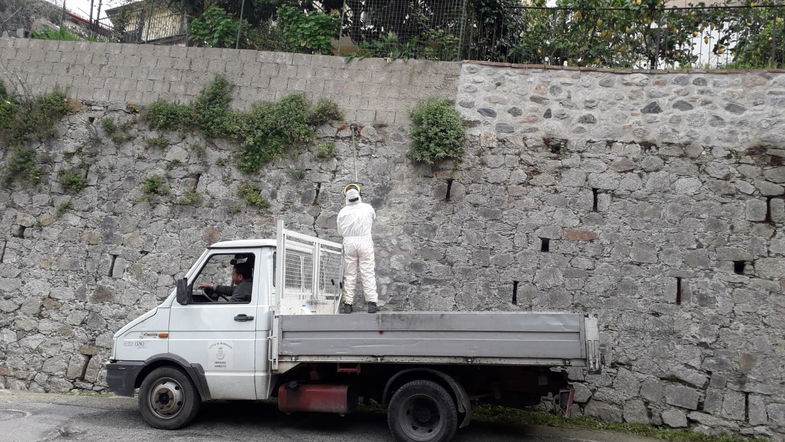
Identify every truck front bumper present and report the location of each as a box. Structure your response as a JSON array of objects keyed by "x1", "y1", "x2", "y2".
[{"x1": 105, "y1": 361, "x2": 145, "y2": 396}]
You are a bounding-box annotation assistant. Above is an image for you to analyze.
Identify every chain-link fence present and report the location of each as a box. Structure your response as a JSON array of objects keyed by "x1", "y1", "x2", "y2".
[
  {"x1": 339, "y1": 0, "x2": 467, "y2": 61},
  {"x1": 21, "y1": 0, "x2": 785, "y2": 69},
  {"x1": 463, "y1": 4, "x2": 785, "y2": 70}
]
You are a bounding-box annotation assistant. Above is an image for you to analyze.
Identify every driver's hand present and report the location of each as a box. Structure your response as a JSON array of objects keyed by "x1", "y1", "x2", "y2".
[{"x1": 198, "y1": 283, "x2": 215, "y2": 290}]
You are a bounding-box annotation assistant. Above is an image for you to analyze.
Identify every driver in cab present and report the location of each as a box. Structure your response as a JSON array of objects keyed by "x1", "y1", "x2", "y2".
[{"x1": 198, "y1": 262, "x2": 253, "y2": 303}]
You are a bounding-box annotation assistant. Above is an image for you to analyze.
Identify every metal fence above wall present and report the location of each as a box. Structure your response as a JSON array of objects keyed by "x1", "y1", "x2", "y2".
[
  {"x1": 462, "y1": 4, "x2": 785, "y2": 70},
  {"x1": 32, "y1": 1, "x2": 785, "y2": 70},
  {"x1": 339, "y1": 0, "x2": 467, "y2": 61}
]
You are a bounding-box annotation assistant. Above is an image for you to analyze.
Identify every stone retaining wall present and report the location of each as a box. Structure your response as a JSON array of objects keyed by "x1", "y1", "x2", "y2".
[
  {"x1": 0, "y1": 39, "x2": 784, "y2": 439},
  {"x1": 0, "y1": 37, "x2": 459, "y2": 124}
]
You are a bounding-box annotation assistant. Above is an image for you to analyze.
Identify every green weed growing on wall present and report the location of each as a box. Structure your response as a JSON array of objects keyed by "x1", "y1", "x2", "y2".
[
  {"x1": 146, "y1": 137, "x2": 170, "y2": 149},
  {"x1": 143, "y1": 76, "x2": 343, "y2": 173},
  {"x1": 3, "y1": 145, "x2": 42, "y2": 186},
  {"x1": 31, "y1": 27, "x2": 80, "y2": 41},
  {"x1": 238, "y1": 182, "x2": 269, "y2": 209},
  {"x1": 101, "y1": 118, "x2": 117, "y2": 134},
  {"x1": 59, "y1": 167, "x2": 87, "y2": 193},
  {"x1": 408, "y1": 98, "x2": 465, "y2": 165},
  {"x1": 142, "y1": 175, "x2": 168, "y2": 196},
  {"x1": 0, "y1": 82, "x2": 70, "y2": 146}
]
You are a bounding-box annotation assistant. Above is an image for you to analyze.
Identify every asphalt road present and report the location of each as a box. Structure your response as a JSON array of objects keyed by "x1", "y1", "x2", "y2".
[{"x1": 0, "y1": 390, "x2": 660, "y2": 442}]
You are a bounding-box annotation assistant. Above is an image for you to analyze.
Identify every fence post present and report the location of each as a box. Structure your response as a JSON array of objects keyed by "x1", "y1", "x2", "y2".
[
  {"x1": 236, "y1": 0, "x2": 246, "y2": 49},
  {"x1": 458, "y1": 0, "x2": 468, "y2": 61},
  {"x1": 60, "y1": 0, "x2": 67, "y2": 40}
]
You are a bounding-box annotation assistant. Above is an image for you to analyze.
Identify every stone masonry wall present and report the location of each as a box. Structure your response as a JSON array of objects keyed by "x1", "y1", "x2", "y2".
[
  {"x1": 0, "y1": 38, "x2": 459, "y2": 125},
  {"x1": 1, "y1": 39, "x2": 785, "y2": 439}
]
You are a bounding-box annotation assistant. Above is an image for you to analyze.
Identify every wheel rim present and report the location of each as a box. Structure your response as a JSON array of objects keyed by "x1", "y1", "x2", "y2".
[
  {"x1": 397, "y1": 394, "x2": 443, "y2": 441},
  {"x1": 148, "y1": 377, "x2": 185, "y2": 420}
]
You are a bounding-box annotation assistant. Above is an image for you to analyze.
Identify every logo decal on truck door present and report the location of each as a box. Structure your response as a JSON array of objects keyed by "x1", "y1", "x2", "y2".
[{"x1": 208, "y1": 341, "x2": 234, "y2": 369}]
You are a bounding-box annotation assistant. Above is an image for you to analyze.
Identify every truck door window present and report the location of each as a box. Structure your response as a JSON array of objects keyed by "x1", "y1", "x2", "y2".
[{"x1": 192, "y1": 253, "x2": 255, "y2": 304}]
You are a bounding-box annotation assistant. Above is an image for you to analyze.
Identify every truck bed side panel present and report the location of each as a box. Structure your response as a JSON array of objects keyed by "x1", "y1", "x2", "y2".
[{"x1": 278, "y1": 312, "x2": 584, "y2": 360}]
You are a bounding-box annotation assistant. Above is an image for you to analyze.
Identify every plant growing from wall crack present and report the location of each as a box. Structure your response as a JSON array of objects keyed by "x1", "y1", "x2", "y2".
[
  {"x1": 142, "y1": 76, "x2": 343, "y2": 173},
  {"x1": 408, "y1": 98, "x2": 465, "y2": 165}
]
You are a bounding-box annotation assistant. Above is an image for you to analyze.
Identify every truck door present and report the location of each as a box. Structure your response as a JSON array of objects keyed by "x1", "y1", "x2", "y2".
[{"x1": 169, "y1": 249, "x2": 260, "y2": 400}]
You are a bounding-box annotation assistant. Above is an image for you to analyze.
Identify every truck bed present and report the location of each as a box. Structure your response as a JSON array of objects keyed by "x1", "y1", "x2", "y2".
[{"x1": 273, "y1": 312, "x2": 596, "y2": 372}]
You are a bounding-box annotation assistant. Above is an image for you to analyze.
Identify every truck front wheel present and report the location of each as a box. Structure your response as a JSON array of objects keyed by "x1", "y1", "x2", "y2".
[
  {"x1": 138, "y1": 366, "x2": 201, "y2": 430},
  {"x1": 388, "y1": 379, "x2": 457, "y2": 442}
]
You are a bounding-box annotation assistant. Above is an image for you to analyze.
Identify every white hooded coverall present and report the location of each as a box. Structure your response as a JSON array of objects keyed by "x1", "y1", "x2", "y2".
[{"x1": 337, "y1": 191, "x2": 378, "y2": 305}]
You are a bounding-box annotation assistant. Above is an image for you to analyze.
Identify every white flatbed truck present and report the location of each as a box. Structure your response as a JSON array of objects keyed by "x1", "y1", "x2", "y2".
[{"x1": 106, "y1": 221, "x2": 602, "y2": 442}]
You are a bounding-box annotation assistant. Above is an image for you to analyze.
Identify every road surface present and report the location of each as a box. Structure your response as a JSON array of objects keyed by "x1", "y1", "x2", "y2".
[{"x1": 0, "y1": 389, "x2": 661, "y2": 442}]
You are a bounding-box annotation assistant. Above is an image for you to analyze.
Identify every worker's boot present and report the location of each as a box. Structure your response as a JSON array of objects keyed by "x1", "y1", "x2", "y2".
[
  {"x1": 367, "y1": 302, "x2": 378, "y2": 314},
  {"x1": 340, "y1": 302, "x2": 353, "y2": 314}
]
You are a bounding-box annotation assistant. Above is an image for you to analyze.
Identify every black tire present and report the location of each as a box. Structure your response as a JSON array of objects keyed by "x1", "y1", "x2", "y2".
[
  {"x1": 387, "y1": 380, "x2": 458, "y2": 442},
  {"x1": 138, "y1": 366, "x2": 201, "y2": 430}
]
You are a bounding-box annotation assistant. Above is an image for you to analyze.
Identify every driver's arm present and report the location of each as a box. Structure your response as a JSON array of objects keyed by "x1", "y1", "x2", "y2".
[{"x1": 214, "y1": 285, "x2": 233, "y2": 297}]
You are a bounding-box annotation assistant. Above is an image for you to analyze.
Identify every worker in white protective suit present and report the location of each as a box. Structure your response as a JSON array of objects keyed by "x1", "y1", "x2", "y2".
[{"x1": 337, "y1": 184, "x2": 378, "y2": 313}]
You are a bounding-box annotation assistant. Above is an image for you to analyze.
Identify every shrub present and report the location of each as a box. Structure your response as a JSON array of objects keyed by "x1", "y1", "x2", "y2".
[
  {"x1": 142, "y1": 77, "x2": 342, "y2": 173},
  {"x1": 3, "y1": 146, "x2": 41, "y2": 186},
  {"x1": 0, "y1": 87, "x2": 70, "y2": 145},
  {"x1": 190, "y1": 76, "x2": 237, "y2": 138},
  {"x1": 246, "y1": 19, "x2": 288, "y2": 52},
  {"x1": 277, "y1": 6, "x2": 340, "y2": 55},
  {"x1": 237, "y1": 94, "x2": 315, "y2": 173},
  {"x1": 238, "y1": 182, "x2": 269, "y2": 208},
  {"x1": 59, "y1": 168, "x2": 87, "y2": 192},
  {"x1": 309, "y1": 99, "x2": 344, "y2": 126},
  {"x1": 143, "y1": 100, "x2": 190, "y2": 131},
  {"x1": 188, "y1": 6, "x2": 249, "y2": 49},
  {"x1": 101, "y1": 118, "x2": 117, "y2": 134},
  {"x1": 408, "y1": 98, "x2": 465, "y2": 165}
]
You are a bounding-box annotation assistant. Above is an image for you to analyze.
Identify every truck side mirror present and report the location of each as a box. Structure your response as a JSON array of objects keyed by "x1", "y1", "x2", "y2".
[{"x1": 176, "y1": 278, "x2": 191, "y2": 305}]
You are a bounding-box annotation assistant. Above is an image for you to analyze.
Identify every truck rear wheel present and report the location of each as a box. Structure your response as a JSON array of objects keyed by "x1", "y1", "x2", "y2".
[
  {"x1": 138, "y1": 366, "x2": 201, "y2": 430},
  {"x1": 388, "y1": 379, "x2": 457, "y2": 442}
]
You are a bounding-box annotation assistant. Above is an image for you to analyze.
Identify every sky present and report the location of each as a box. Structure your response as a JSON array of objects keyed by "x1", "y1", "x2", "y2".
[{"x1": 43, "y1": 0, "x2": 124, "y2": 22}]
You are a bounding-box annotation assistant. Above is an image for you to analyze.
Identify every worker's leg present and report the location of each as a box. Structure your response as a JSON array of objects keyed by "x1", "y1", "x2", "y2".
[
  {"x1": 357, "y1": 240, "x2": 378, "y2": 304},
  {"x1": 342, "y1": 242, "x2": 359, "y2": 306}
]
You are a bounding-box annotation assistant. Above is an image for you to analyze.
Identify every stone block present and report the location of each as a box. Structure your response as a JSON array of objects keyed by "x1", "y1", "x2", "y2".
[
  {"x1": 630, "y1": 244, "x2": 658, "y2": 264},
  {"x1": 771, "y1": 198, "x2": 785, "y2": 224},
  {"x1": 674, "y1": 177, "x2": 702, "y2": 195},
  {"x1": 764, "y1": 167, "x2": 785, "y2": 183},
  {"x1": 748, "y1": 394, "x2": 768, "y2": 425},
  {"x1": 721, "y1": 390, "x2": 746, "y2": 421},
  {"x1": 745, "y1": 199, "x2": 768, "y2": 221},
  {"x1": 665, "y1": 385, "x2": 700, "y2": 410},
  {"x1": 703, "y1": 388, "x2": 723, "y2": 415},
  {"x1": 757, "y1": 258, "x2": 785, "y2": 279},
  {"x1": 573, "y1": 383, "x2": 592, "y2": 403},
  {"x1": 584, "y1": 400, "x2": 623, "y2": 423},
  {"x1": 563, "y1": 230, "x2": 598, "y2": 241},
  {"x1": 662, "y1": 409, "x2": 688, "y2": 428},
  {"x1": 623, "y1": 400, "x2": 649, "y2": 424},
  {"x1": 561, "y1": 169, "x2": 586, "y2": 187},
  {"x1": 767, "y1": 403, "x2": 785, "y2": 426},
  {"x1": 687, "y1": 411, "x2": 739, "y2": 430}
]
